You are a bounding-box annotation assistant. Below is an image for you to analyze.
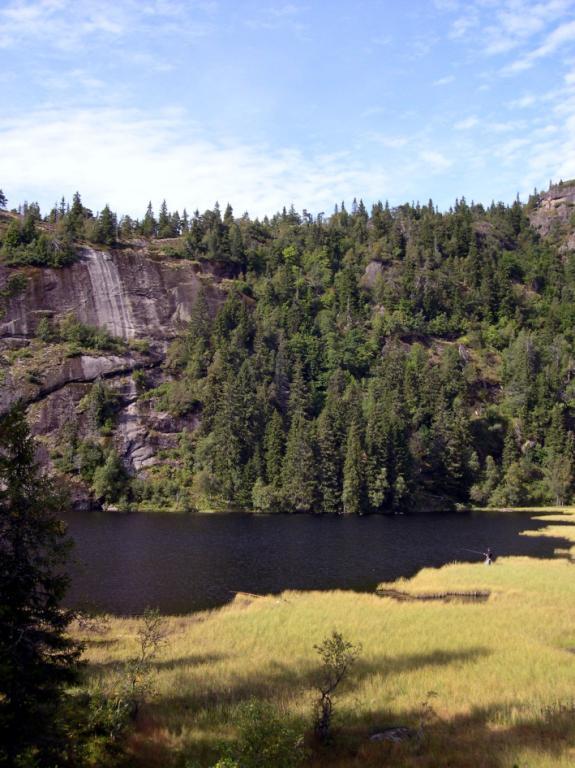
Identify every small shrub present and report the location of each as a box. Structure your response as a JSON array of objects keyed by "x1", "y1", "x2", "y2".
[
  {"x1": 121, "y1": 608, "x2": 167, "y2": 716},
  {"x1": 216, "y1": 700, "x2": 305, "y2": 768},
  {"x1": 313, "y1": 630, "x2": 361, "y2": 744}
]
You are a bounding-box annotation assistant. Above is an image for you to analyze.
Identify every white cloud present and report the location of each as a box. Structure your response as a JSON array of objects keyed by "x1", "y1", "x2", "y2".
[
  {"x1": 508, "y1": 94, "x2": 536, "y2": 108},
  {"x1": 454, "y1": 116, "x2": 479, "y2": 130},
  {"x1": 516, "y1": 17, "x2": 575, "y2": 68},
  {"x1": 0, "y1": 107, "x2": 394, "y2": 217},
  {"x1": 368, "y1": 132, "x2": 409, "y2": 148},
  {"x1": 244, "y1": 3, "x2": 308, "y2": 33},
  {"x1": 420, "y1": 150, "x2": 452, "y2": 171},
  {"x1": 449, "y1": 10, "x2": 480, "y2": 39},
  {"x1": 433, "y1": 75, "x2": 455, "y2": 86},
  {"x1": 0, "y1": 0, "x2": 212, "y2": 50}
]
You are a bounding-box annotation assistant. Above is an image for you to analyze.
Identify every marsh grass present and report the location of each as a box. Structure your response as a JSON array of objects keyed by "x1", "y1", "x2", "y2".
[{"x1": 74, "y1": 512, "x2": 575, "y2": 767}]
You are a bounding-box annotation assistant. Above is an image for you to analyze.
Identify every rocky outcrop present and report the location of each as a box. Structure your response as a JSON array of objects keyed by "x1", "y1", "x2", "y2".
[
  {"x1": 529, "y1": 182, "x2": 575, "y2": 249},
  {"x1": 0, "y1": 246, "x2": 225, "y2": 340},
  {"x1": 0, "y1": 245, "x2": 229, "y2": 507},
  {"x1": 0, "y1": 343, "x2": 161, "y2": 414}
]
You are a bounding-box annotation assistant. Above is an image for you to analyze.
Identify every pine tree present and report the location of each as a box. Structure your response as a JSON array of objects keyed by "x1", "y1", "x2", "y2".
[
  {"x1": 544, "y1": 406, "x2": 573, "y2": 505},
  {"x1": 142, "y1": 202, "x2": 157, "y2": 237},
  {"x1": 63, "y1": 190, "x2": 86, "y2": 239},
  {"x1": 0, "y1": 406, "x2": 81, "y2": 765},
  {"x1": 342, "y1": 421, "x2": 366, "y2": 515},
  {"x1": 0, "y1": 189, "x2": 7, "y2": 208},
  {"x1": 94, "y1": 204, "x2": 117, "y2": 245},
  {"x1": 264, "y1": 409, "x2": 285, "y2": 487},
  {"x1": 317, "y1": 408, "x2": 343, "y2": 514},
  {"x1": 281, "y1": 412, "x2": 316, "y2": 512},
  {"x1": 158, "y1": 199, "x2": 174, "y2": 238}
]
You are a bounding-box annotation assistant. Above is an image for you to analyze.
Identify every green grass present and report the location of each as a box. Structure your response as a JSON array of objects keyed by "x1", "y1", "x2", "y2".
[{"x1": 74, "y1": 512, "x2": 575, "y2": 767}]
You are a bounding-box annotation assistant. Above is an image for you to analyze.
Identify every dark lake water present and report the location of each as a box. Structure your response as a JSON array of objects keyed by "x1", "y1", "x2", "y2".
[{"x1": 61, "y1": 510, "x2": 571, "y2": 615}]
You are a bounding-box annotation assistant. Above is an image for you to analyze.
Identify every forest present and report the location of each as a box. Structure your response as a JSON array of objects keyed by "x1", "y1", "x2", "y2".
[{"x1": 1, "y1": 185, "x2": 575, "y2": 513}]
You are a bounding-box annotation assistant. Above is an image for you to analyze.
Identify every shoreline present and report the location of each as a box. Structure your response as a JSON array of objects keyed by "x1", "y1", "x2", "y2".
[{"x1": 73, "y1": 509, "x2": 575, "y2": 767}]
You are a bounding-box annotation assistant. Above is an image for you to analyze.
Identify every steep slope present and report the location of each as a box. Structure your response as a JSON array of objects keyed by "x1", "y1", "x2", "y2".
[
  {"x1": 0, "y1": 245, "x2": 224, "y2": 340},
  {"x1": 0, "y1": 242, "x2": 227, "y2": 507}
]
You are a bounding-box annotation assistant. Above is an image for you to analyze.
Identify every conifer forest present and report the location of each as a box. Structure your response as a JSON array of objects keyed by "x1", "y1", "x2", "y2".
[{"x1": 2, "y1": 185, "x2": 575, "y2": 514}]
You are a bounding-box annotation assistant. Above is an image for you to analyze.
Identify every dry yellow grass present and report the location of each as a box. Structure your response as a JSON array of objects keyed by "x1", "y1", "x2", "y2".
[{"x1": 75, "y1": 511, "x2": 575, "y2": 767}]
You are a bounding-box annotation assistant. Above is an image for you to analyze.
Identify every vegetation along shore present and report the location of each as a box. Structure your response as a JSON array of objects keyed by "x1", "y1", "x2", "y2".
[{"x1": 73, "y1": 509, "x2": 575, "y2": 767}]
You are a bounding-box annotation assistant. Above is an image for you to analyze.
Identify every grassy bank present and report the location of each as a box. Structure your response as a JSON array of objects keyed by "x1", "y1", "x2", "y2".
[{"x1": 75, "y1": 512, "x2": 575, "y2": 767}]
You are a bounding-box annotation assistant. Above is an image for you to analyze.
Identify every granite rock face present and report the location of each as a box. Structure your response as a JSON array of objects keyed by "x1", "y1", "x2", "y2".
[
  {"x1": 0, "y1": 246, "x2": 225, "y2": 340},
  {"x1": 0, "y1": 246, "x2": 227, "y2": 506},
  {"x1": 529, "y1": 182, "x2": 575, "y2": 249}
]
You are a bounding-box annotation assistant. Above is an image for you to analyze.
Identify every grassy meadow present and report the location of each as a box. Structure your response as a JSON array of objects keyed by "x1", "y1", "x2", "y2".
[{"x1": 75, "y1": 511, "x2": 575, "y2": 768}]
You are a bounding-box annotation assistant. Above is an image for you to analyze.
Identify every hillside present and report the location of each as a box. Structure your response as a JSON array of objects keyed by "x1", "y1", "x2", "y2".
[{"x1": 1, "y1": 185, "x2": 575, "y2": 512}]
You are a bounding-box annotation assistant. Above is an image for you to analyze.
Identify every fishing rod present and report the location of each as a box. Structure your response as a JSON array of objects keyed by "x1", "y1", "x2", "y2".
[{"x1": 460, "y1": 548, "x2": 488, "y2": 556}]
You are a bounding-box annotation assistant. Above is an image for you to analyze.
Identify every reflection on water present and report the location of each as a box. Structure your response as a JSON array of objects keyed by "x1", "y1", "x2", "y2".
[{"x1": 61, "y1": 510, "x2": 570, "y2": 615}]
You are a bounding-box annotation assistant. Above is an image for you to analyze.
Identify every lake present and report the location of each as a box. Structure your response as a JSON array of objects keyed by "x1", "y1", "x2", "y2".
[{"x1": 61, "y1": 510, "x2": 570, "y2": 615}]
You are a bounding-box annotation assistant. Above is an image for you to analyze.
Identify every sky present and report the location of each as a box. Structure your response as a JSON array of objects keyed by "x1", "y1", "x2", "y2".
[{"x1": 1, "y1": 0, "x2": 575, "y2": 219}]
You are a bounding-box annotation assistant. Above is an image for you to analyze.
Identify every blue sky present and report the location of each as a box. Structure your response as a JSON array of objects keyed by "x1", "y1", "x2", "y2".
[{"x1": 1, "y1": 0, "x2": 575, "y2": 218}]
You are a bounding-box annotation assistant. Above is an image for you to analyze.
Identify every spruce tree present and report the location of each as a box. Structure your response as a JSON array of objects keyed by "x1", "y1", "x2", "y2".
[
  {"x1": 281, "y1": 411, "x2": 316, "y2": 512},
  {"x1": 142, "y1": 201, "x2": 157, "y2": 237},
  {"x1": 264, "y1": 408, "x2": 285, "y2": 487},
  {"x1": 317, "y1": 407, "x2": 343, "y2": 514},
  {"x1": 158, "y1": 199, "x2": 173, "y2": 238},
  {"x1": 342, "y1": 421, "x2": 366, "y2": 515},
  {"x1": 94, "y1": 204, "x2": 116, "y2": 245},
  {"x1": 0, "y1": 405, "x2": 81, "y2": 765}
]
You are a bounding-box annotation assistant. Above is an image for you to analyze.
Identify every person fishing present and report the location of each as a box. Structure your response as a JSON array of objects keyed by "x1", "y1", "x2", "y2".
[{"x1": 461, "y1": 547, "x2": 494, "y2": 564}]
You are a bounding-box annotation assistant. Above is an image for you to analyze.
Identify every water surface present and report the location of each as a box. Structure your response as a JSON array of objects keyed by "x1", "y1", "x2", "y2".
[{"x1": 62, "y1": 510, "x2": 569, "y2": 615}]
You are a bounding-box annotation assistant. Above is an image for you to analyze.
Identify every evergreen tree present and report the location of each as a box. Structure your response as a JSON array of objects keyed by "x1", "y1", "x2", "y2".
[
  {"x1": 264, "y1": 408, "x2": 285, "y2": 487},
  {"x1": 317, "y1": 407, "x2": 343, "y2": 514},
  {"x1": 0, "y1": 405, "x2": 81, "y2": 765},
  {"x1": 142, "y1": 201, "x2": 157, "y2": 237},
  {"x1": 342, "y1": 421, "x2": 366, "y2": 515},
  {"x1": 0, "y1": 189, "x2": 7, "y2": 208},
  {"x1": 281, "y1": 412, "x2": 316, "y2": 512},
  {"x1": 91, "y1": 450, "x2": 128, "y2": 503},
  {"x1": 158, "y1": 199, "x2": 173, "y2": 238},
  {"x1": 94, "y1": 204, "x2": 117, "y2": 245},
  {"x1": 64, "y1": 191, "x2": 86, "y2": 239},
  {"x1": 543, "y1": 406, "x2": 573, "y2": 505}
]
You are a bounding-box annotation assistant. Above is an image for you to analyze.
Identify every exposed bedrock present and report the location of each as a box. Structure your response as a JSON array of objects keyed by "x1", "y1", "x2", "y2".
[{"x1": 0, "y1": 246, "x2": 225, "y2": 340}]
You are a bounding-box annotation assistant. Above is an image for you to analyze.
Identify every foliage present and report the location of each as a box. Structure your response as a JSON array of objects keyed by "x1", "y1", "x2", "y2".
[
  {"x1": 9, "y1": 187, "x2": 575, "y2": 512},
  {"x1": 215, "y1": 700, "x2": 306, "y2": 768},
  {"x1": 0, "y1": 405, "x2": 82, "y2": 766},
  {"x1": 0, "y1": 271, "x2": 27, "y2": 319},
  {"x1": 313, "y1": 630, "x2": 362, "y2": 744},
  {"x1": 0, "y1": 211, "x2": 77, "y2": 267},
  {"x1": 58, "y1": 313, "x2": 126, "y2": 353},
  {"x1": 91, "y1": 449, "x2": 129, "y2": 504},
  {"x1": 121, "y1": 608, "x2": 167, "y2": 716}
]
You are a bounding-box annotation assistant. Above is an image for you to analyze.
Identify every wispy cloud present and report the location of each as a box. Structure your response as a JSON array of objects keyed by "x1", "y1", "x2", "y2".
[
  {"x1": 508, "y1": 94, "x2": 537, "y2": 108},
  {"x1": 440, "y1": 0, "x2": 575, "y2": 64},
  {"x1": 433, "y1": 75, "x2": 455, "y2": 86},
  {"x1": 0, "y1": 0, "x2": 213, "y2": 50},
  {"x1": 420, "y1": 150, "x2": 452, "y2": 172},
  {"x1": 367, "y1": 132, "x2": 409, "y2": 148},
  {"x1": 244, "y1": 3, "x2": 308, "y2": 33},
  {"x1": 505, "y1": 18, "x2": 575, "y2": 73},
  {"x1": 454, "y1": 116, "x2": 479, "y2": 130},
  {"x1": 0, "y1": 107, "x2": 394, "y2": 216}
]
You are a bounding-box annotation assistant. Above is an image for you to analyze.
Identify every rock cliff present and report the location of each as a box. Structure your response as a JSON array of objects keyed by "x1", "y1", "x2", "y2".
[
  {"x1": 0, "y1": 245, "x2": 225, "y2": 340},
  {"x1": 0, "y1": 244, "x2": 227, "y2": 507}
]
